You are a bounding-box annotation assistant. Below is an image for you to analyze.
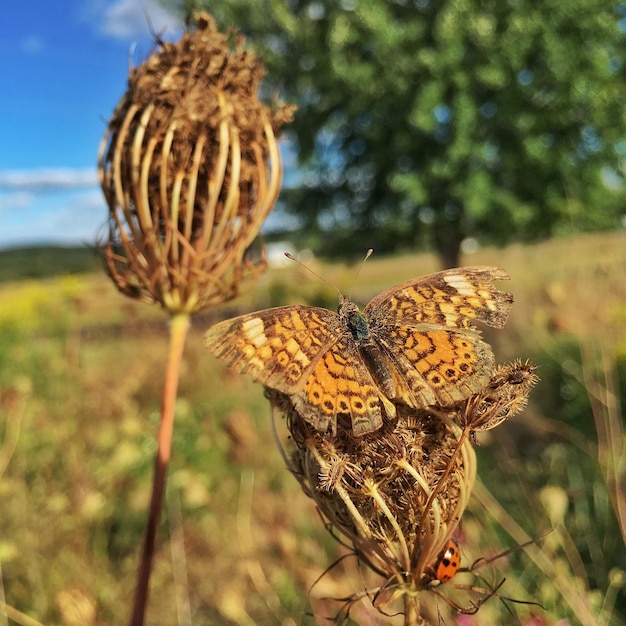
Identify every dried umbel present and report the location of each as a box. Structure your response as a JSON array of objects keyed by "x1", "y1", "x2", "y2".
[
  {"x1": 267, "y1": 359, "x2": 537, "y2": 621},
  {"x1": 457, "y1": 359, "x2": 539, "y2": 442},
  {"x1": 98, "y1": 12, "x2": 295, "y2": 314},
  {"x1": 269, "y1": 391, "x2": 476, "y2": 600}
]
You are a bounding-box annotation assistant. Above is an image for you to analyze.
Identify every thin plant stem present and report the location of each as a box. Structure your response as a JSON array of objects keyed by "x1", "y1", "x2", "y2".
[
  {"x1": 473, "y1": 479, "x2": 600, "y2": 626},
  {"x1": 0, "y1": 600, "x2": 44, "y2": 626},
  {"x1": 0, "y1": 386, "x2": 25, "y2": 480},
  {"x1": 130, "y1": 312, "x2": 190, "y2": 626},
  {"x1": 403, "y1": 592, "x2": 419, "y2": 626},
  {"x1": 167, "y1": 487, "x2": 192, "y2": 626}
]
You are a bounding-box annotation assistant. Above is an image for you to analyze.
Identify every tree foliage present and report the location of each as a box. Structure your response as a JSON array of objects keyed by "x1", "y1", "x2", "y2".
[{"x1": 168, "y1": 0, "x2": 626, "y2": 266}]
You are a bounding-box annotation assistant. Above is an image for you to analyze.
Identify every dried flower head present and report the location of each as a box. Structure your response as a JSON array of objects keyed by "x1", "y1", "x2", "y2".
[
  {"x1": 456, "y1": 359, "x2": 539, "y2": 443},
  {"x1": 98, "y1": 12, "x2": 295, "y2": 313},
  {"x1": 265, "y1": 356, "x2": 538, "y2": 620},
  {"x1": 268, "y1": 389, "x2": 476, "y2": 604}
]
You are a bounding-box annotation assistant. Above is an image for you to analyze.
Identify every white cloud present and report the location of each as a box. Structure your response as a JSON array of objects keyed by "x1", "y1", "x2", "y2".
[
  {"x1": 0, "y1": 170, "x2": 106, "y2": 248},
  {"x1": 0, "y1": 187, "x2": 108, "y2": 249},
  {"x1": 0, "y1": 191, "x2": 34, "y2": 212},
  {"x1": 47, "y1": 190, "x2": 109, "y2": 240},
  {"x1": 0, "y1": 168, "x2": 98, "y2": 192},
  {"x1": 92, "y1": 0, "x2": 181, "y2": 40},
  {"x1": 20, "y1": 36, "x2": 44, "y2": 54}
]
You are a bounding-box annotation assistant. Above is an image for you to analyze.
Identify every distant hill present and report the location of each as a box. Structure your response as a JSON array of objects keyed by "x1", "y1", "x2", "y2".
[{"x1": 0, "y1": 245, "x2": 100, "y2": 282}]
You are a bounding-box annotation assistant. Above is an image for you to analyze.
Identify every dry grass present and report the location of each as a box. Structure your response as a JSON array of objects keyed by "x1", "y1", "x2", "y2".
[{"x1": 0, "y1": 230, "x2": 625, "y2": 625}]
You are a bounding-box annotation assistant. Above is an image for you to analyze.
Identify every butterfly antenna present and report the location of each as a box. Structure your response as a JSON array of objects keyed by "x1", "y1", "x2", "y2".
[
  {"x1": 348, "y1": 248, "x2": 374, "y2": 301},
  {"x1": 284, "y1": 252, "x2": 343, "y2": 298}
]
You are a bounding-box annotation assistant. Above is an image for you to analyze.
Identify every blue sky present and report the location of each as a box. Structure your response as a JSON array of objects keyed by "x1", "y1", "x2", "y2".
[{"x1": 0, "y1": 0, "x2": 183, "y2": 249}]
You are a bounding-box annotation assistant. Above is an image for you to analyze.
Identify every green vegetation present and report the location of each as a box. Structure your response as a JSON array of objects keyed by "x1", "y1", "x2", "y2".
[
  {"x1": 176, "y1": 0, "x2": 626, "y2": 266},
  {"x1": 0, "y1": 231, "x2": 625, "y2": 624},
  {"x1": 0, "y1": 246, "x2": 98, "y2": 282}
]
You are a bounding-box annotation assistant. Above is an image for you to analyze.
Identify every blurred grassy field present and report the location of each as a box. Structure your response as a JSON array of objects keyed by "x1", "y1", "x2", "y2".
[{"x1": 0, "y1": 231, "x2": 625, "y2": 625}]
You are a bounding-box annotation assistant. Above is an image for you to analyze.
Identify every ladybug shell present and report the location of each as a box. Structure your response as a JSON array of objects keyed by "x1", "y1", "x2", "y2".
[{"x1": 435, "y1": 539, "x2": 461, "y2": 583}]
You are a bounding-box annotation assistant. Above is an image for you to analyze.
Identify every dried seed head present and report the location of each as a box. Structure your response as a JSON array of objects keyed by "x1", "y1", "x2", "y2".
[
  {"x1": 98, "y1": 13, "x2": 295, "y2": 313},
  {"x1": 267, "y1": 389, "x2": 476, "y2": 594},
  {"x1": 265, "y1": 358, "x2": 537, "y2": 610},
  {"x1": 457, "y1": 359, "x2": 539, "y2": 439}
]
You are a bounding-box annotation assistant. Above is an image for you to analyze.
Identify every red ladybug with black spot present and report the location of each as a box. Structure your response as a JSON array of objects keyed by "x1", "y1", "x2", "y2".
[{"x1": 434, "y1": 538, "x2": 461, "y2": 583}]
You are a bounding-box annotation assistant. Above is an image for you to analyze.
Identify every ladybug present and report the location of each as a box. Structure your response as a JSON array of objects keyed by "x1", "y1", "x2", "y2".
[{"x1": 434, "y1": 539, "x2": 461, "y2": 583}]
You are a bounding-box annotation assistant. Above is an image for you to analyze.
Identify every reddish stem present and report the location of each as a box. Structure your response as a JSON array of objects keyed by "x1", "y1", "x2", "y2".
[{"x1": 130, "y1": 312, "x2": 190, "y2": 626}]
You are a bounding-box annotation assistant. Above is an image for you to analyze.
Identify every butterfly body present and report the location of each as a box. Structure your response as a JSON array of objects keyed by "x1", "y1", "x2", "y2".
[
  {"x1": 340, "y1": 299, "x2": 397, "y2": 403},
  {"x1": 204, "y1": 266, "x2": 513, "y2": 436}
]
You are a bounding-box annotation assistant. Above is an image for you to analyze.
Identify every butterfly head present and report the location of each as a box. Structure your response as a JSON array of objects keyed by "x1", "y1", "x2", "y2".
[{"x1": 338, "y1": 297, "x2": 371, "y2": 341}]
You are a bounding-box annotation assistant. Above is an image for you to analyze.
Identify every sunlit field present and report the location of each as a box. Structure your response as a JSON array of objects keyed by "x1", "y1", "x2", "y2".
[{"x1": 0, "y1": 231, "x2": 625, "y2": 625}]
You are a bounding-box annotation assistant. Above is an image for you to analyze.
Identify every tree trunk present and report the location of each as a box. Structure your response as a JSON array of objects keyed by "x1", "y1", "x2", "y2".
[{"x1": 433, "y1": 200, "x2": 464, "y2": 269}]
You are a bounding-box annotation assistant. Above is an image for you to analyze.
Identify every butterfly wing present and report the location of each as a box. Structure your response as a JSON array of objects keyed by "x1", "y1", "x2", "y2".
[
  {"x1": 296, "y1": 332, "x2": 388, "y2": 435},
  {"x1": 204, "y1": 305, "x2": 388, "y2": 434},
  {"x1": 365, "y1": 266, "x2": 512, "y2": 329},
  {"x1": 204, "y1": 306, "x2": 330, "y2": 391},
  {"x1": 363, "y1": 266, "x2": 513, "y2": 408}
]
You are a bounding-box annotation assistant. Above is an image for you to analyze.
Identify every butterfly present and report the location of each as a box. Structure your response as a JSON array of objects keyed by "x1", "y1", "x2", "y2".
[{"x1": 204, "y1": 266, "x2": 513, "y2": 436}]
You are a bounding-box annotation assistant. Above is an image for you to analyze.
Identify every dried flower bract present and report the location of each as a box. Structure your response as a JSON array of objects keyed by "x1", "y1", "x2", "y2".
[{"x1": 98, "y1": 12, "x2": 295, "y2": 313}]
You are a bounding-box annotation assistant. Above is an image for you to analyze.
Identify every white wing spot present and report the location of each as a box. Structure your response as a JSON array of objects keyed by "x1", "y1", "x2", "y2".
[
  {"x1": 242, "y1": 318, "x2": 268, "y2": 347},
  {"x1": 443, "y1": 275, "x2": 475, "y2": 297}
]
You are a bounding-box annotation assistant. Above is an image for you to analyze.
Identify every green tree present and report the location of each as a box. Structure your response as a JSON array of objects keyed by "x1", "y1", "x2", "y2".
[{"x1": 169, "y1": 0, "x2": 626, "y2": 266}]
